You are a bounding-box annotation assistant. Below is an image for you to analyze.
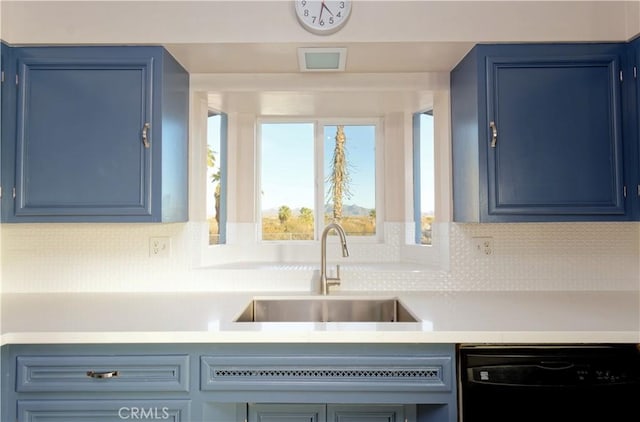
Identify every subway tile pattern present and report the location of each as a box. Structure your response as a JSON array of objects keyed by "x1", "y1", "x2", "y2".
[{"x1": 1, "y1": 221, "x2": 638, "y2": 292}]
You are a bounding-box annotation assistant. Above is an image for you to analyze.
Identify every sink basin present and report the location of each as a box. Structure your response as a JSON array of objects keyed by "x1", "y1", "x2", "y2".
[{"x1": 234, "y1": 298, "x2": 419, "y2": 323}]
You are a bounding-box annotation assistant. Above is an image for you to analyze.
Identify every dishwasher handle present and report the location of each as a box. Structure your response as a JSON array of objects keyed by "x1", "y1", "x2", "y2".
[
  {"x1": 537, "y1": 361, "x2": 575, "y2": 370},
  {"x1": 467, "y1": 364, "x2": 580, "y2": 387}
]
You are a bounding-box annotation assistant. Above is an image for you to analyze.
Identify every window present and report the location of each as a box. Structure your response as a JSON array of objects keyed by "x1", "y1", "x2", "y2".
[
  {"x1": 259, "y1": 120, "x2": 379, "y2": 241},
  {"x1": 207, "y1": 112, "x2": 227, "y2": 245},
  {"x1": 323, "y1": 125, "x2": 377, "y2": 236},
  {"x1": 260, "y1": 122, "x2": 315, "y2": 241},
  {"x1": 413, "y1": 111, "x2": 435, "y2": 245}
]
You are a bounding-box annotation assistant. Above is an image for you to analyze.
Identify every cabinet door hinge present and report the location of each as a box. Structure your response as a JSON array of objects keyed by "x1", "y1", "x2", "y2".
[
  {"x1": 635, "y1": 66, "x2": 638, "y2": 79},
  {"x1": 623, "y1": 185, "x2": 627, "y2": 198},
  {"x1": 1, "y1": 70, "x2": 4, "y2": 83},
  {"x1": 620, "y1": 70, "x2": 623, "y2": 82},
  {"x1": 15, "y1": 73, "x2": 19, "y2": 85},
  {"x1": 637, "y1": 184, "x2": 640, "y2": 197},
  {"x1": 0, "y1": 186, "x2": 2, "y2": 198},
  {"x1": 12, "y1": 187, "x2": 16, "y2": 199}
]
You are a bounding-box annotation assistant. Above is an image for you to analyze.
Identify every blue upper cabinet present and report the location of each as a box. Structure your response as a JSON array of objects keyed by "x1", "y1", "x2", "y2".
[
  {"x1": 2, "y1": 46, "x2": 188, "y2": 222},
  {"x1": 1, "y1": 43, "x2": 15, "y2": 220},
  {"x1": 631, "y1": 37, "x2": 640, "y2": 218},
  {"x1": 451, "y1": 43, "x2": 631, "y2": 222}
]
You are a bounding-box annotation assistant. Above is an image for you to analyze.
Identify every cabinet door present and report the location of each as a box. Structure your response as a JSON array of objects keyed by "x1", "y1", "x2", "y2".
[
  {"x1": 18, "y1": 400, "x2": 190, "y2": 421},
  {"x1": 634, "y1": 39, "x2": 640, "y2": 217},
  {"x1": 248, "y1": 404, "x2": 326, "y2": 422},
  {"x1": 327, "y1": 405, "x2": 408, "y2": 422},
  {"x1": 486, "y1": 54, "x2": 625, "y2": 217},
  {"x1": 14, "y1": 50, "x2": 153, "y2": 219},
  {"x1": 1, "y1": 43, "x2": 16, "y2": 220}
]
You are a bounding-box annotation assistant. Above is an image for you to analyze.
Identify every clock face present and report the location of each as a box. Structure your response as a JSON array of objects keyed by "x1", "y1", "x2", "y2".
[{"x1": 294, "y1": 0, "x2": 352, "y2": 35}]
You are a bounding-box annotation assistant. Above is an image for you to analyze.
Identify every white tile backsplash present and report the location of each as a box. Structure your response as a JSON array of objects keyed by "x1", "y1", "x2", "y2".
[{"x1": 1, "y1": 221, "x2": 638, "y2": 293}]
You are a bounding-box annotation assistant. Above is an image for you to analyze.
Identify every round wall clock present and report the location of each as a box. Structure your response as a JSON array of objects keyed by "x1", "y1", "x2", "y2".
[{"x1": 294, "y1": 0, "x2": 352, "y2": 35}]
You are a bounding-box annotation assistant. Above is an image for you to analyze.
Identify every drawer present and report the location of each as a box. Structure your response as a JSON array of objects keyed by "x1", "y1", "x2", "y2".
[
  {"x1": 200, "y1": 355, "x2": 453, "y2": 396},
  {"x1": 18, "y1": 399, "x2": 191, "y2": 421},
  {"x1": 16, "y1": 354, "x2": 189, "y2": 393}
]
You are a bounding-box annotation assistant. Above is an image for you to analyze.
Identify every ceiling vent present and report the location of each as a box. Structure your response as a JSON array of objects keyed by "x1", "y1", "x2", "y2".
[{"x1": 298, "y1": 47, "x2": 347, "y2": 72}]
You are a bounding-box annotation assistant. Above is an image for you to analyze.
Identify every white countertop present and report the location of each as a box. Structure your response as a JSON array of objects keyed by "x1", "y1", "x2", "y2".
[{"x1": 2, "y1": 291, "x2": 639, "y2": 345}]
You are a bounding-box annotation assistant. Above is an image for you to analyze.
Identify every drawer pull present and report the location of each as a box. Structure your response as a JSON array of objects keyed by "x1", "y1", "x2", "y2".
[{"x1": 86, "y1": 370, "x2": 119, "y2": 379}]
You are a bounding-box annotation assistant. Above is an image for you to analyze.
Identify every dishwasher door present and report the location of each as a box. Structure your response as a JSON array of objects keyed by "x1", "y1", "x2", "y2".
[{"x1": 459, "y1": 345, "x2": 640, "y2": 422}]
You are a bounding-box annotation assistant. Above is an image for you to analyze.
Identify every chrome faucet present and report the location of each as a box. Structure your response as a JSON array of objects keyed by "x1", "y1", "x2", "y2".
[{"x1": 319, "y1": 221, "x2": 350, "y2": 295}]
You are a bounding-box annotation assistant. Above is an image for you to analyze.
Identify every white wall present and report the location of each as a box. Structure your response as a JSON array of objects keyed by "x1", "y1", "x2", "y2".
[
  {"x1": 627, "y1": 0, "x2": 640, "y2": 39},
  {"x1": 1, "y1": 1, "x2": 634, "y2": 44}
]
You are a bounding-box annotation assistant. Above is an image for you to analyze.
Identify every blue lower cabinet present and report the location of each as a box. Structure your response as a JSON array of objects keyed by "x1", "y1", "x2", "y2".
[
  {"x1": 249, "y1": 404, "x2": 414, "y2": 422},
  {"x1": 201, "y1": 403, "x2": 247, "y2": 422},
  {"x1": 327, "y1": 404, "x2": 412, "y2": 422},
  {"x1": 249, "y1": 404, "x2": 327, "y2": 422},
  {"x1": 2, "y1": 344, "x2": 457, "y2": 422},
  {"x1": 18, "y1": 400, "x2": 191, "y2": 421}
]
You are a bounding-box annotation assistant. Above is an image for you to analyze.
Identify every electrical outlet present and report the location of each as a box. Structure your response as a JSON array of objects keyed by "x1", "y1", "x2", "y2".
[
  {"x1": 472, "y1": 236, "x2": 493, "y2": 256},
  {"x1": 149, "y1": 237, "x2": 171, "y2": 258}
]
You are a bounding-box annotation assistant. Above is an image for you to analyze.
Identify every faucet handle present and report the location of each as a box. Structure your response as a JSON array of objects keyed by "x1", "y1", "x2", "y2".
[
  {"x1": 326, "y1": 264, "x2": 342, "y2": 290},
  {"x1": 326, "y1": 264, "x2": 341, "y2": 281}
]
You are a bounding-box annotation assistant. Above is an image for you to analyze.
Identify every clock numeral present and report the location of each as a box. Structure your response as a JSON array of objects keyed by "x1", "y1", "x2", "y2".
[
  {"x1": 320, "y1": 19, "x2": 325, "y2": 26},
  {"x1": 340, "y1": 1, "x2": 345, "y2": 8},
  {"x1": 329, "y1": 17, "x2": 334, "y2": 24},
  {"x1": 304, "y1": 9, "x2": 309, "y2": 17},
  {"x1": 301, "y1": 0, "x2": 307, "y2": 5},
  {"x1": 337, "y1": 11, "x2": 342, "y2": 18},
  {"x1": 311, "y1": 16, "x2": 316, "y2": 23}
]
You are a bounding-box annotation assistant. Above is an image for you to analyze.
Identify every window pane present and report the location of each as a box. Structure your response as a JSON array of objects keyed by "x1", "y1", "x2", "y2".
[
  {"x1": 261, "y1": 123, "x2": 315, "y2": 241},
  {"x1": 414, "y1": 112, "x2": 435, "y2": 245},
  {"x1": 207, "y1": 114, "x2": 224, "y2": 245},
  {"x1": 323, "y1": 125, "x2": 376, "y2": 236}
]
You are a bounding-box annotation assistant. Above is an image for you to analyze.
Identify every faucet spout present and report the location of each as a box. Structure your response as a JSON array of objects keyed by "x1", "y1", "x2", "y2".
[{"x1": 320, "y1": 221, "x2": 350, "y2": 295}]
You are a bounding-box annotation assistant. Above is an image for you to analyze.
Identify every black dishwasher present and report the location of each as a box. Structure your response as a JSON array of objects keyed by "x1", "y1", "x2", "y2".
[{"x1": 459, "y1": 344, "x2": 640, "y2": 422}]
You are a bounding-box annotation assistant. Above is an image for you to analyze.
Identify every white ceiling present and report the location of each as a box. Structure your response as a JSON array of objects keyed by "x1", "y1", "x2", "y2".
[{"x1": 165, "y1": 42, "x2": 475, "y2": 74}]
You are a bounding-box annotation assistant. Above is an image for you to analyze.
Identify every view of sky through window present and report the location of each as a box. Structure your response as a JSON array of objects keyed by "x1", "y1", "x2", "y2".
[
  {"x1": 260, "y1": 123, "x2": 315, "y2": 211},
  {"x1": 420, "y1": 113, "x2": 435, "y2": 216},
  {"x1": 323, "y1": 125, "x2": 376, "y2": 211},
  {"x1": 260, "y1": 122, "x2": 377, "y2": 240},
  {"x1": 417, "y1": 112, "x2": 435, "y2": 245},
  {"x1": 261, "y1": 123, "x2": 316, "y2": 240},
  {"x1": 207, "y1": 114, "x2": 222, "y2": 244},
  {"x1": 209, "y1": 117, "x2": 433, "y2": 243}
]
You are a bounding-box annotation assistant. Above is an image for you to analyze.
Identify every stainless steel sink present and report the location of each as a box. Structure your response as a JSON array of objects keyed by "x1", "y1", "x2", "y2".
[{"x1": 234, "y1": 298, "x2": 419, "y2": 323}]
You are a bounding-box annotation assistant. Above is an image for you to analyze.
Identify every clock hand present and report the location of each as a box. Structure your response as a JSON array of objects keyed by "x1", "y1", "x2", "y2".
[{"x1": 321, "y1": 1, "x2": 334, "y2": 16}]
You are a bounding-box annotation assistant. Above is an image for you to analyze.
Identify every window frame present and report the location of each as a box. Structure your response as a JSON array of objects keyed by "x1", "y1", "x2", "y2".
[
  {"x1": 257, "y1": 117, "x2": 384, "y2": 244},
  {"x1": 193, "y1": 88, "x2": 451, "y2": 272},
  {"x1": 412, "y1": 110, "x2": 434, "y2": 246},
  {"x1": 206, "y1": 111, "x2": 228, "y2": 245}
]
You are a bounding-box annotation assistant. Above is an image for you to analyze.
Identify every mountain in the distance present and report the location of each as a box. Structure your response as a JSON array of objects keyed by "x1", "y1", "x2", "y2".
[
  {"x1": 262, "y1": 204, "x2": 373, "y2": 217},
  {"x1": 324, "y1": 204, "x2": 372, "y2": 217}
]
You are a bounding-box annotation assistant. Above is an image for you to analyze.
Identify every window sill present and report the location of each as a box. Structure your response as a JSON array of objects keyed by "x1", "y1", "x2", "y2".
[
  {"x1": 199, "y1": 261, "x2": 439, "y2": 272},
  {"x1": 197, "y1": 222, "x2": 449, "y2": 273}
]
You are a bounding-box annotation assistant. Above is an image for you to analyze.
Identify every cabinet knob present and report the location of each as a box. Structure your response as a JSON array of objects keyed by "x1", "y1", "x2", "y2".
[
  {"x1": 86, "y1": 370, "x2": 119, "y2": 379},
  {"x1": 142, "y1": 123, "x2": 151, "y2": 148},
  {"x1": 489, "y1": 121, "x2": 498, "y2": 148}
]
